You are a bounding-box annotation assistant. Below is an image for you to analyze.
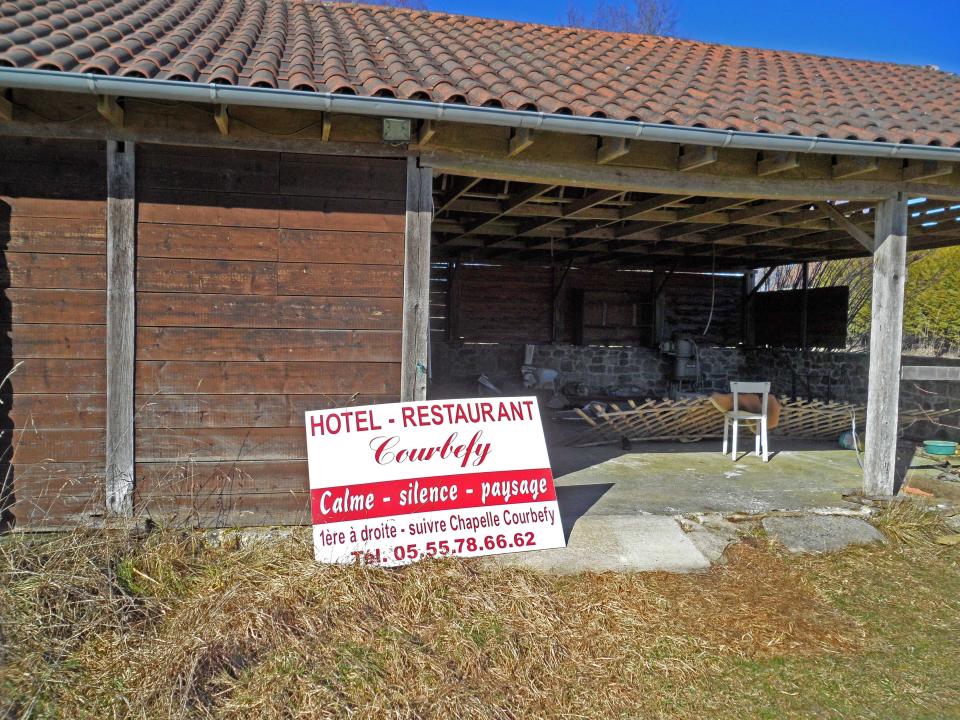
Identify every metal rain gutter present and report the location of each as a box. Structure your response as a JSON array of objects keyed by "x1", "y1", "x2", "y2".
[{"x1": 3, "y1": 67, "x2": 960, "y2": 164}]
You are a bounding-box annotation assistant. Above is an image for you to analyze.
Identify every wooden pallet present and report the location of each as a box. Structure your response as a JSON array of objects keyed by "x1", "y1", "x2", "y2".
[{"x1": 569, "y1": 397, "x2": 945, "y2": 447}]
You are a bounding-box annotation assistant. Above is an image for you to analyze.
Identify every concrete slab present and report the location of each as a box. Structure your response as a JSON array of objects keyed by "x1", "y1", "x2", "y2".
[
  {"x1": 551, "y1": 440, "x2": 863, "y2": 519},
  {"x1": 491, "y1": 514, "x2": 711, "y2": 574},
  {"x1": 762, "y1": 515, "x2": 885, "y2": 553},
  {"x1": 680, "y1": 516, "x2": 741, "y2": 563}
]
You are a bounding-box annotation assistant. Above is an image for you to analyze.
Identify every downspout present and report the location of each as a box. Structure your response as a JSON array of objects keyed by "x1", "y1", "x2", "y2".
[{"x1": 2, "y1": 67, "x2": 960, "y2": 164}]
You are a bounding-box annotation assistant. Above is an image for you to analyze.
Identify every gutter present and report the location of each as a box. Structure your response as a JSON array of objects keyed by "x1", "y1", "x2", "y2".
[{"x1": 2, "y1": 67, "x2": 960, "y2": 164}]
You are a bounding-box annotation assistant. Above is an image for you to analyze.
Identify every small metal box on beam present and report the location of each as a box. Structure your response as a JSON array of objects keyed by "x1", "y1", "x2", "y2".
[{"x1": 382, "y1": 117, "x2": 412, "y2": 143}]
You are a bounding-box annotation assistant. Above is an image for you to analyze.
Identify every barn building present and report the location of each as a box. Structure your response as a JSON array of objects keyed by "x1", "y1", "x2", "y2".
[{"x1": 2, "y1": 1, "x2": 960, "y2": 529}]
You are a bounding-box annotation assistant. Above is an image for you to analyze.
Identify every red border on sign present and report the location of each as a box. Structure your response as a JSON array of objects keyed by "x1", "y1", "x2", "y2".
[{"x1": 311, "y1": 467, "x2": 555, "y2": 524}]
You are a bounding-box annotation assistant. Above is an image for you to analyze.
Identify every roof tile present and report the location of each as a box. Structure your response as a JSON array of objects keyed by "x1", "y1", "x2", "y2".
[{"x1": 1, "y1": 1, "x2": 959, "y2": 146}]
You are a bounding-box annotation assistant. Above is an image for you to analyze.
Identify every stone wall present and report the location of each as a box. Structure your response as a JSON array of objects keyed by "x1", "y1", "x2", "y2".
[
  {"x1": 431, "y1": 341, "x2": 740, "y2": 397},
  {"x1": 742, "y1": 348, "x2": 960, "y2": 441},
  {"x1": 432, "y1": 342, "x2": 960, "y2": 441},
  {"x1": 739, "y1": 349, "x2": 869, "y2": 403}
]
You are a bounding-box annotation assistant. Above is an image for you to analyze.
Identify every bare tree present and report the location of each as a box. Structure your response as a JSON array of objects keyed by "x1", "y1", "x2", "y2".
[{"x1": 566, "y1": 0, "x2": 677, "y2": 35}]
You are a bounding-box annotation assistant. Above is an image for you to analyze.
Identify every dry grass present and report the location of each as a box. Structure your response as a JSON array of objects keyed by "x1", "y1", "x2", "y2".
[
  {"x1": 1, "y1": 522, "x2": 958, "y2": 720},
  {"x1": 871, "y1": 500, "x2": 953, "y2": 546}
]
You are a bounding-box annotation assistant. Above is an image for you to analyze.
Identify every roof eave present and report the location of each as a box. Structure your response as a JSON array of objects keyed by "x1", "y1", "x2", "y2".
[{"x1": 2, "y1": 67, "x2": 959, "y2": 164}]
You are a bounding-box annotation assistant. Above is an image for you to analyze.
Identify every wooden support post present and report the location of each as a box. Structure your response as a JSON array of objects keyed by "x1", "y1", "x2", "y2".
[
  {"x1": 864, "y1": 194, "x2": 908, "y2": 496},
  {"x1": 105, "y1": 140, "x2": 136, "y2": 517},
  {"x1": 742, "y1": 270, "x2": 755, "y2": 347},
  {"x1": 401, "y1": 157, "x2": 433, "y2": 401},
  {"x1": 551, "y1": 259, "x2": 573, "y2": 342},
  {"x1": 800, "y1": 262, "x2": 809, "y2": 350}
]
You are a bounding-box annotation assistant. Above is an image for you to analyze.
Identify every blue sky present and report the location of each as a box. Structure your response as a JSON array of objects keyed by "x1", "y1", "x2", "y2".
[{"x1": 428, "y1": 0, "x2": 960, "y2": 73}]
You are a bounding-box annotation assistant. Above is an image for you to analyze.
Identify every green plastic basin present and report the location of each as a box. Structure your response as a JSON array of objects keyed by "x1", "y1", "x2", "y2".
[{"x1": 924, "y1": 440, "x2": 958, "y2": 456}]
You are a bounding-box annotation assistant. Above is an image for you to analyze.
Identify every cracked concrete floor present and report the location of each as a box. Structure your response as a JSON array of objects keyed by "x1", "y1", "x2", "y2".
[{"x1": 493, "y1": 438, "x2": 877, "y2": 574}]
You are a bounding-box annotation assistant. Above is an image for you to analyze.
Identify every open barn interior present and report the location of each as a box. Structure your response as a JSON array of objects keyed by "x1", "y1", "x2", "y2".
[{"x1": 423, "y1": 171, "x2": 960, "y2": 476}]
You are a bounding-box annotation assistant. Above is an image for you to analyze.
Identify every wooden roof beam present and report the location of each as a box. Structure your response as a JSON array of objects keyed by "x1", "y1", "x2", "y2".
[
  {"x1": 321, "y1": 112, "x2": 332, "y2": 142},
  {"x1": 435, "y1": 176, "x2": 482, "y2": 214},
  {"x1": 816, "y1": 201, "x2": 874, "y2": 250},
  {"x1": 597, "y1": 136, "x2": 630, "y2": 165},
  {"x1": 902, "y1": 159, "x2": 954, "y2": 182},
  {"x1": 418, "y1": 119, "x2": 437, "y2": 146},
  {"x1": 757, "y1": 151, "x2": 800, "y2": 176},
  {"x1": 214, "y1": 104, "x2": 229, "y2": 135},
  {"x1": 0, "y1": 91, "x2": 11, "y2": 122},
  {"x1": 422, "y1": 148, "x2": 960, "y2": 201},
  {"x1": 832, "y1": 155, "x2": 879, "y2": 179},
  {"x1": 507, "y1": 127, "x2": 535, "y2": 157},
  {"x1": 506, "y1": 188, "x2": 622, "y2": 241},
  {"x1": 614, "y1": 196, "x2": 746, "y2": 240},
  {"x1": 97, "y1": 95, "x2": 123, "y2": 127},
  {"x1": 446, "y1": 182, "x2": 555, "y2": 241},
  {"x1": 729, "y1": 200, "x2": 807, "y2": 222},
  {"x1": 678, "y1": 144, "x2": 718, "y2": 172}
]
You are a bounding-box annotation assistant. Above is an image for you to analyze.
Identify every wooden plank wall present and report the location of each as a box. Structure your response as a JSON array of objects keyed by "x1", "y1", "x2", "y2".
[
  {"x1": 0, "y1": 138, "x2": 107, "y2": 529},
  {"x1": 133, "y1": 146, "x2": 405, "y2": 526},
  {"x1": 662, "y1": 273, "x2": 743, "y2": 346},
  {"x1": 753, "y1": 286, "x2": 849, "y2": 349},
  {"x1": 445, "y1": 264, "x2": 741, "y2": 347}
]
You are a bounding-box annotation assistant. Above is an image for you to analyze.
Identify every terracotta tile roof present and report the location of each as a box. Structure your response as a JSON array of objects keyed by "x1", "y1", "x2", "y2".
[{"x1": 2, "y1": 0, "x2": 959, "y2": 147}]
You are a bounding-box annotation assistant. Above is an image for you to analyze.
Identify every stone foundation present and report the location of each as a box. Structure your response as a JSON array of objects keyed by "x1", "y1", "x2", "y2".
[
  {"x1": 431, "y1": 342, "x2": 740, "y2": 397},
  {"x1": 431, "y1": 341, "x2": 960, "y2": 441}
]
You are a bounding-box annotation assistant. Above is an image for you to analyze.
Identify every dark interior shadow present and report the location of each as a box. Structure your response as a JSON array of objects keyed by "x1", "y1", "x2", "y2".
[
  {"x1": 555, "y1": 482, "x2": 614, "y2": 542},
  {"x1": 894, "y1": 441, "x2": 918, "y2": 494},
  {"x1": 0, "y1": 200, "x2": 13, "y2": 532}
]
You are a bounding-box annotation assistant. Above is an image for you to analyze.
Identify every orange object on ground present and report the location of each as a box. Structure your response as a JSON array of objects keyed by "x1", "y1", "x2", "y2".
[
  {"x1": 709, "y1": 393, "x2": 782, "y2": 430},
  {"x1": 902, "y1": 485, "x2": 934, "y2": 498}
]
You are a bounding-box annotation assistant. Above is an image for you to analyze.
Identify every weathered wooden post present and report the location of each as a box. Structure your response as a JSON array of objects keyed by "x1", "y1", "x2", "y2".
[
  {"x1": 105, "y1": 140, "x2": 136, "y2": 517},
  {"x1": 401, "y1": 157, "x2": 433, "y2": 401},
  {"x1": 863, "y1": 194, "x2": 908, "y2": 496}
]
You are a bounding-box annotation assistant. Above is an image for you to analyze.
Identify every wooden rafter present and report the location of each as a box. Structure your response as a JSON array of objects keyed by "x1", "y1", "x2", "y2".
[
  {"x1": 832, "y1": 155, "x2": 880, "y2": 179},
  {"x1": 446, "y1": 182, "x2": 555, "y2": 241},
  {"x1": 507, "y1": 127, "x2": 535, "y2": 157},
  {"x1": 757, "y1": 151, "x2": 799, "y2": 176},
  {"x1": 422, "y1": 149, "x2": 960, "y2": 201},
  {"x1": 678, "y1": 144, "x2": 718, "y2": 172},
  {"x1": 435, "y1": 176, "x2": 482, "y2": 214},
  {"x1": 816, "y1": 201, "x2": 874, "y2": 250},
  {"x1": 505, "y1": 188, "x2": 622, "y2": 241},
  {"x1": 597, "y1": 136, "x2": 630, "y2": 165}
]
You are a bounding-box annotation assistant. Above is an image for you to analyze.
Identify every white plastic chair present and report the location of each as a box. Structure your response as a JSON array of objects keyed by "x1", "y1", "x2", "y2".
[{"x1": 722, "y1": 381, "x2": 771, "y2": 462}]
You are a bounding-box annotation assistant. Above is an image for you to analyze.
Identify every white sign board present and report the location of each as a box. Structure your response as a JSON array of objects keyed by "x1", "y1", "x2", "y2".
[{"x1": 305, "y1": 397, "x2": 566, "y2": 566}]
